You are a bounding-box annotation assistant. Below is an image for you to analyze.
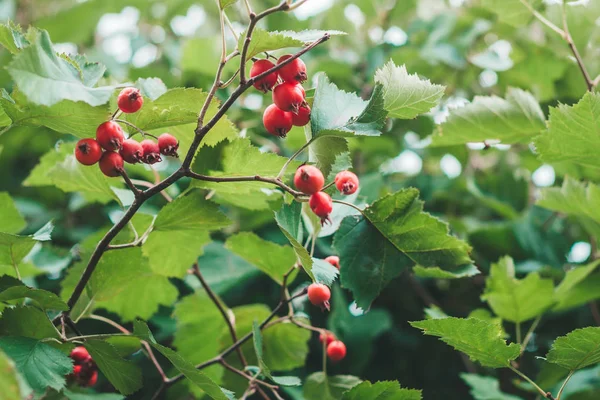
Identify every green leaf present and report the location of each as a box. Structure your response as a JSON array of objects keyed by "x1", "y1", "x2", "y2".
[
  {"x1": 481, "y1": 256, "x2": 554, "y2": 323},
  {"x1": 333, "y1": 189, "x2": 474, "y2": 309},
  {"x1": 431, "y1": 88, "x2": 545, "y2": 146},
  {"x1": 0, "y1": 232, "x2": 37, "y2": 278},
  {"x1": 413, "y1": 264, "x2": 480, "y2": 279},
  {"x1": 0, "y1": 349, "x2": 25, "y2": 400},
  {"x1": 0, "y1": 192, "x2": 25, "y2": 234},
  {"x1": 554, "y1": 261, "x2": 600, "y2": 312},
  {"x1": 0, "y1": 275, "x2": 68, "y2": 310},
  {"x1": 552, "y1": 273, "x2": 600, "y2": 313},
  {"x1": 460, "y1": 373, "x2": 523, "y2": 400},
  {"x1": 480, "y1": 0, "x2": 535, "y2": 27},
  {"x1": 225, "y1": 233, "x2": 297, "y2": 285},
  {"x1": 374, "y1": 61, "x2": 445, "y2": 119},
  {"x1": 0, "y1": 306, "x2": 59, "y2": 340},
  {"x1": 307, "y1": 136, "x2": 350, "y2": 183},
  {"x1": 219, "y1": 0, "x2": 237, "y2": 9},
  {"x1": 304, "y1": 372, "x2": 362, "y2": 400},
  {"x1": 310, "y1": 75, "x2": 387, "y2": 138},
  {"x1": 252, "y1": 320, "x2": 272, "y2": 379},
  {"x1": 410, "y1": 317, "x2": 520, "y2": 368},
  {"x1": 546, "y1": 327, "x2": 600, "y2": 371},
  {"x1": 134, "y1": 77, "x2": 167, "y2": 101},
  {"x1": 63, "y1": 389, "x2": 124, "y2": 400},
  {"x1": 84, "y1": 340, "x2": 142, "y2": 395},
  {"x1": 535, "y1": 92, "x2": 600, "y2": 168},
  {"x1": 0, "y1": 22, "x2": 28, "y2": 54},
  {"x1": 7, "y1": 30, "x2": 113, "y2": 106},
  {"x1": 65, "y1": 54, "x2": 106, "y2": 88},
  {"x1": 341, "y1": 380, "x2": 422, "y2": 400},
  {"x1": 143, "y1": 190, "x2": 230, "y2": 277},
  {"x1": 538, "y1": 177, "x2": 600, "y2": 224},
  {"x1": 311, "y1": 258, "x2": 339, "y2": 286},
  {"x1": 238, "y1": 29, "x2": 345, "y2": 60},
  {"x1": 0, "y1": 337, "x2": 72, "y2": 393}
]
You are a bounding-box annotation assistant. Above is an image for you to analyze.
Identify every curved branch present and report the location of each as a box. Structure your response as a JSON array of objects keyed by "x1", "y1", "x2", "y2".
[{"x1": 185, "y1": 170, "x2": 305, "y2": 197}]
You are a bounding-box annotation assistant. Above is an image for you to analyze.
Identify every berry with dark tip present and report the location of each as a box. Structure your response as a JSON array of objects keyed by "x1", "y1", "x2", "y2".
[
  {"x1": 96, "y1": 121, "x2": 125, "y2": 151},
  {"x1": 277, "y1": 54, "x2": 307, "y2": 83},
  {"x1": 140, "y1": 140, "x2": 162, "y2": 164},
  {"x1": 309, "y1": 192, "x2": 333, "y2": 224},
  {"x1": 250, "y1": 59, "x2": 279, "y2": 92},
  {"x1": 70, "y1": 347, "x2": 91, "y2": 364},
  {"x1": 120, "y1": 139, "x2": 143, "y2": 164},
  {"x1": 263, "y1": 104, "x2": 293, "y2": 137},
  {"x1": 294, "y1": 165, "x2": 324, "y2": 195},
  {"x1": 99, "y1": 151, "x2": 124, "y2": 177},
  {"x1": 75, "y1": 138, "x2": 103, "y2": 166},
  {"x1": 273, "y1": 82, "x2": 306, "y2": 114},
  {"x1": 307, "y1": 283, "x2": 331, "y2": 311},
  {"x1": 292, "y1": 105, "x2": 311, "y2": 127},
  {"x1": 158, "y1": 133, "x2": 179, "y2": 157},
  {"x1": 335, "y1": 171, "x2": 359, "y2": 195},
  {"x1": 117, "y1": 87, "x2": 143, "y2": 113}
]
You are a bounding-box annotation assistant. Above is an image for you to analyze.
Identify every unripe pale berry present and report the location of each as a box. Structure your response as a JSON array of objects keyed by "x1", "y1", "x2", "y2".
[
  {"x1": 277, "y1": 54, "x2": 307, "y2": 83},
  {"x1": 325, "y1": 256, "x2": 340, "y2": 270},
  {"x1": 75, "y1": 138, "x2": 103, "y2": 166},
  {"x1": 327, "y1": 340, "x2": 346, "y2": 362},
  {"x1": 158, "y1": 133, "x2": 179, "y2": 157},
  {"x1": 263, "y1": 104, "x2": 293, "y2": 137},
  {"x1": 294, "y1": 165, "x2": 324, "y2": 194},
  {"x1": 320, "y1": 331, "x2": 336, "y2": 346},
  {"x1": 250, "y1": 59, "x2": 279, "y2": 92},
  {"x1": 292, "y1": 105, "x2": 311, "y2": 127},
  {"x1": 96, "y1": 121, "x2": 125, "y2": 151},
  {"x1": 70, "y1": 347, "x2": 91, "y2": 364},
  {"x1": 307, "y1": 283, "x2": 331, "y2": 310},
  {"x1": 309, "y1": 192, "x2": 333, "y2": 224},
  {"x1": 120, "y1": 139, "x2": 143, "y2": 164},
  {"x1": 140, "y1": 140, "x2": 162, "y2": 164},
  {"x1": 273, "y1": 82, "x2": 306, "y2": 114},
  {"x1": 335, "y1": 171, "x2": 359, "y2": 195},
  {"x1": 99, "y1": 151, "x2": 124, "y2": 177},
  {"x1": 117, "y1": 87, "x2": 143, "y2": 113}
]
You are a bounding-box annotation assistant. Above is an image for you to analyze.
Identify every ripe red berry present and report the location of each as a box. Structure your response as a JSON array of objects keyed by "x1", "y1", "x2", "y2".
[
  {"x1": 327, "y1": 340, "x2": 347, "y2": 362},
  {"x1": 70, "y1": 346, "x2": 91, "y2": 364},
  {"x1": 120, "y1": 139, "x2": 143, "y2": 164},
  {"x1": 158, "y1": 133, "x2": 179, "y2": 157},
  {"x1": 307, "y1": 283, "x2": 331, "y2": 310},
  {"x1": 273, "y1": 82, "x2": 306, "y2": 114},
  {"x1": 309, "y1": 192, "x2": 333, "y2": 224},
  {"x1": 320, "y1": 331, "x2": 336, "y2": 346},
  {"x1": 96, "y1": 121, "x2": 125, "y2": 151},
  {"x1": 72, "y1": 364, "x2": 83, "y2": 375},
  {"x1": 277, "y1": 54, "x2": 307, "y2": 83},
  {"x1": 294, "y1": 165, "x2": 324, "y2": 194},
  {"x1": 140, "y1": 139, "x2": 162, "y2": 164},
  {"x1": 87, "y1": 370, "x2": 98, "y2": 386},
  {"x1": 325, "y1": 256, "x2": 340, "y2": 270},
  {"x1": 74, "y1": 138, "x2": 103, "y2": 166},
  {"x1": 117, "y1": 87, "x2": 143, "y2": 113},
  {"x1": 250, "y1": 59, "x2": 279, "y2": 92},
  {"x1": 263, "y1": 104, "x2": 293, "y2": 137},
  {"x1": 292, "y1": 105, "x2": 311, "y2": 127},
  {"x1": 99, "y1": 151, "x2": 124, "y2": 177},
  {"x1": 335, "y1": 171, "x2": 359, "y2": 195}
]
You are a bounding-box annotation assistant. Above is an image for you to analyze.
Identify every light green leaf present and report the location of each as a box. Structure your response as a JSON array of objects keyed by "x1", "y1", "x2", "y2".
[
  {"x1": 547, "y1": 327, "x2": 600, "y2": 371},
  {"x1": 535, "y1": 92, "x2": 600, "y2": 168},
  {"x1": 0, "y1": 337, "x2": 72, "y2": 393},
  {"x1": 480, "y1": 0, "x2": 535, "y2": 27},
  {"x1": 134, "y1": 77, "x2": 167, "y2": 101},
  {"x1": 554, "y1": 261, "x2": 600, "y2": 312},
  {"x1": 63, "y1": 389, "x2": 124, "y2": 400},
  {"x1": 311, "y1": 258, "x2": 339, "y2": 286},
  {"x1": 413, "y1": 264, "x2": 480, "y2": 279},
  {"x1": 238, "y1": 29, "x2": 345, "y2": 60},
  {"x1": 84, "y1": 340, "x2": 142, "y2": 395},
  {"x1": 0, "y1": 21, "x2": 29, "y2": 54},
  {"x1": 0, "y1": 275, "x2": 68, "y2": 310},
  {"x1": 308, "y1": 136, "x2": 350, "y2": 179},
  {"x1": 252, "y1": 320, "x2": 272, "y2": 379},
  {"x1": 460, "y1": 373, "x2": 523, "y2": 400},
  {"x1": 0, "y1": 232, "x2": 37, "y2": 278},
  {"x1": 341, "y1": 380, "x2": 422, "y2": 400},
  {"x1": 143, "y1": 190, "x2": 230, "y2": 277},
  {"x1": 304, "y1": 372, "x2": 362, "y2": 400},
  {"x1": 410, "y1": 317, "x2": 520, "y2": 368},
  {"x1": 374, "y1": 61, "x2": 445, "y2": 119},
  {"x1": 225, "y1": 233, "x2": 297, "y2": 285},
  {"x1": 62, "y1": 53, "x2": 106, "y2": 88},
  {"x1": 0, "y1": 192, "x2": 26, "y2": 234},
  {"x1": 538, "y1": 177, "x2": 600, "y2": 224},
  {"x1": 333, "y1": 189, "x2": 474, "y2": 309},
  {"x1": 219, "y1": 0, "x2": 238, "y2": 9},
  {"x1": 274, "y1": 202, "x2": 315, "y2": 280},
  {"x1": 0, "y1": 349, "x2": 25, "y2": 400},
  {"x1": 7, "y1": 30, "x2": 113, "y2": 106},
  {"x1": 0, "y1": 306, "x2": 59, "y2": 340},
  {"x1": 431, "y1": 88, "x2": 545, "y2": 146},
  {"x1": 482, "y1": 256, "x2": 554, "y2": 323}
]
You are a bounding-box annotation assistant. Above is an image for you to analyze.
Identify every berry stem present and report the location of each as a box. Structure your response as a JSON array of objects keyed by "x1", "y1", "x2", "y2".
[
  {"x1": 113, "y1": 119, "x2": 156, "y2": 140},
  {"x1": 276, "y1": 138, "x2": 314, "y2": 180},
  {"x1": 220, "y1": 359, "x2": 278, "y2": 390},
  {"x1": 119, "y1": 169, "x2": 142, "y2": 197},
  {"x1": 130, "y1": 179, "x2": 173, "y2": 202},
  {"x1": 509, "y1": 366, "x2": 555, "y2": 399},
  {"x1": 321, "y1": 181, "x2": 335, "y2": 191},
  {"x1": 331, "y1": 199, "x2": 364, "y2": 214},
  {"x1": 111, "y1": 109, "x2": 121, "y2": 120},
  {"x1": 185, "y1": 170, "x2": 305, "y2": 197}
]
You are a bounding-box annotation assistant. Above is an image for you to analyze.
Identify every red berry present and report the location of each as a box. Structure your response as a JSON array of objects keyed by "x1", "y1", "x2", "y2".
[
  {"x1": 70, "y1": 346, "x2": 91, "y2": 364},
  {"x1": 277, "y1": 54, "x2": 307, "y2": 83},
  {"x1": 325, "y1": 256, "x2": 340, "y2": 270},
  {"x1": 87, "y1": 370, "x2": 98, "y2": 386},
  {"x1": 309, "y1": 192, "x2": 333, "y2": 224},
  {"x1": 96, "y1": 121, "x2": 125, "y2": 151},
  {"x1": 250, "y1": 59, "x2": 279, "y2": 92},
  {"x1": 307, "y1": 283, "x2": 331, "y2": 310},
  {"x1": 294, "y1": 165, "x2": 324, "y2": 194},
  {"x1": 72, "y1": 364, "x2": 82, "y2": 375},
  {"x1": 117, "y1": 87, "x2": 143, "y2": 113},
  {"x1": 273, "y1": 82, "x2": 306, "y2": 114},
  {"x1": 292, "y1": 105, "x2": 311, "y2": 127},
  {"x1": 320, "y1": 331, "x2": 336, "y2": 346},
  {"x1": 120, "y1": 139, "x2": 143, "y2": 164},
  {"x1": 99, "y1": 151, "x2": 124, "y2": 177},
  {"x1": 335, "y1": 171, "x2": 359, "y2": 195},
  {"x1": 263, "y1": 104, "x2": 293, "y2": 137},
  {"x1": 140, "y1": 140, "x2": 162, "y2": 164},
  {"x1": 158, "y1": 133, "x2": 179, "y2": 157},
  {"x1": 74, "y1": 139, "x2": 103, "y2": 166},
  {"x1": 327, "y1": 340, "x2": 347, "y2": 362}
]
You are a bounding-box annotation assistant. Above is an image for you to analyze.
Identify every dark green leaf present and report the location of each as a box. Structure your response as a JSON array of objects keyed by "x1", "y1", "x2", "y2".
[
  {"x1": 341, "y1": 380, "x2": 422, "y2": 400},
  {"x1": 0, "y1": 275, "x2": 68, "y2": 310},
  {"x1": 304, "y1": 372, "x2": 362, "y2": 400},
  {"x1": 546, "y1": 327, "x2": 600, "y2": 371},
  {"x1": 84, "y1": 340, "x2": 142, "y2": 395}
]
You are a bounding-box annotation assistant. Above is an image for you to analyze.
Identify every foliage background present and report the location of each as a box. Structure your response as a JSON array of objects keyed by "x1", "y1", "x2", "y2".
[{"x1": 1, "y1": 0, "x2": 600, "y2": 399}]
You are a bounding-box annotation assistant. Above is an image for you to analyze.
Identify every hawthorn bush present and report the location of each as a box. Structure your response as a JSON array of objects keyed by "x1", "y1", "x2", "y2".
[{"x1": 1, "y1": 0, "x2": 600, "y2": 399}]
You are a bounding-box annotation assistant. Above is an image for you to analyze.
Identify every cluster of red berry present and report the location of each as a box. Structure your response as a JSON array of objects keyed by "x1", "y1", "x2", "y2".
[
  {"x1": 74, "y1": 88, "x2": 179, "y2": 177},
  {"x1": 293, "y1": 165, "x2": 359, "y2": 224},
  {"x1": 320, "y1": 331, "x2": 347, "y2": 362},
  {"x1": 250, "y1": 55, "x2": 310, "y2": 137},
  {"x1": 69, "y1": 346, "x2": 98, "y2": 387}
]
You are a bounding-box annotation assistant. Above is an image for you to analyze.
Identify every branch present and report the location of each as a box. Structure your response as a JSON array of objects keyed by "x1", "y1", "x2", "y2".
[
  {"x1": 186, "y1": 170, "x2": 305, "y2": 197},
  {"x1": 510, "y1": 366, "x2": 555, "y2": 400},
  {"x1": 119, "y1": 170, "x2": 142, "y2": 197}
]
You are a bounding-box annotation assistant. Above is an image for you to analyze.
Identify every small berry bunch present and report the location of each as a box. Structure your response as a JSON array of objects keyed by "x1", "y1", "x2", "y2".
[
  {"x1": 320, "y1": 331, "x2": 347, "y2": 362},
  {"x1": 250, "y1": 55, "x2": 310, "y2": 138},
  {"x1": 74, "y1": 88, "x2": 180, "y2": 177},
  {"x1": 293, "y1": 165, "x2": 360, "y2": 224},
  {"x1": 69, "y1": 346, "x2": 98, "y2": 387}
]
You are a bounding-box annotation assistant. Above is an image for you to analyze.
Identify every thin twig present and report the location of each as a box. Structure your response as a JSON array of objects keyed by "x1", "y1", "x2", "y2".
[
  {"x1": 119, "y1": 170, "x2": 142, "y2": 197},
  {"x1": 331, "y1": 199, "x2": 364, "y2": 214},
  {"x1": 276, "y1": 139, "x2": 313, "y2": 179},
  {"x1": 521, "y1": 316, "x2": 542, "y2": 354},
  {"x1": 555, "y1": 370, "x2": 575, "y2": 400},
  {"x1": 114, "y1": 119, "x2": 156, "y2": 139},
  {"x1": 510, "y1": 366, "x2": 555, "y2": 399},
  {"x1": 220, "y1": 359, "x2": 278, "y2": 390},
  {"x1": 107, "y1": 222, "x2": 153, "y2": 250},
  {"x1": 519, "y1": 0, "x2": 564, "y2": 36},
  {"x1": 186, "y1": 170, "x2": 305, "y2": 197}
]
